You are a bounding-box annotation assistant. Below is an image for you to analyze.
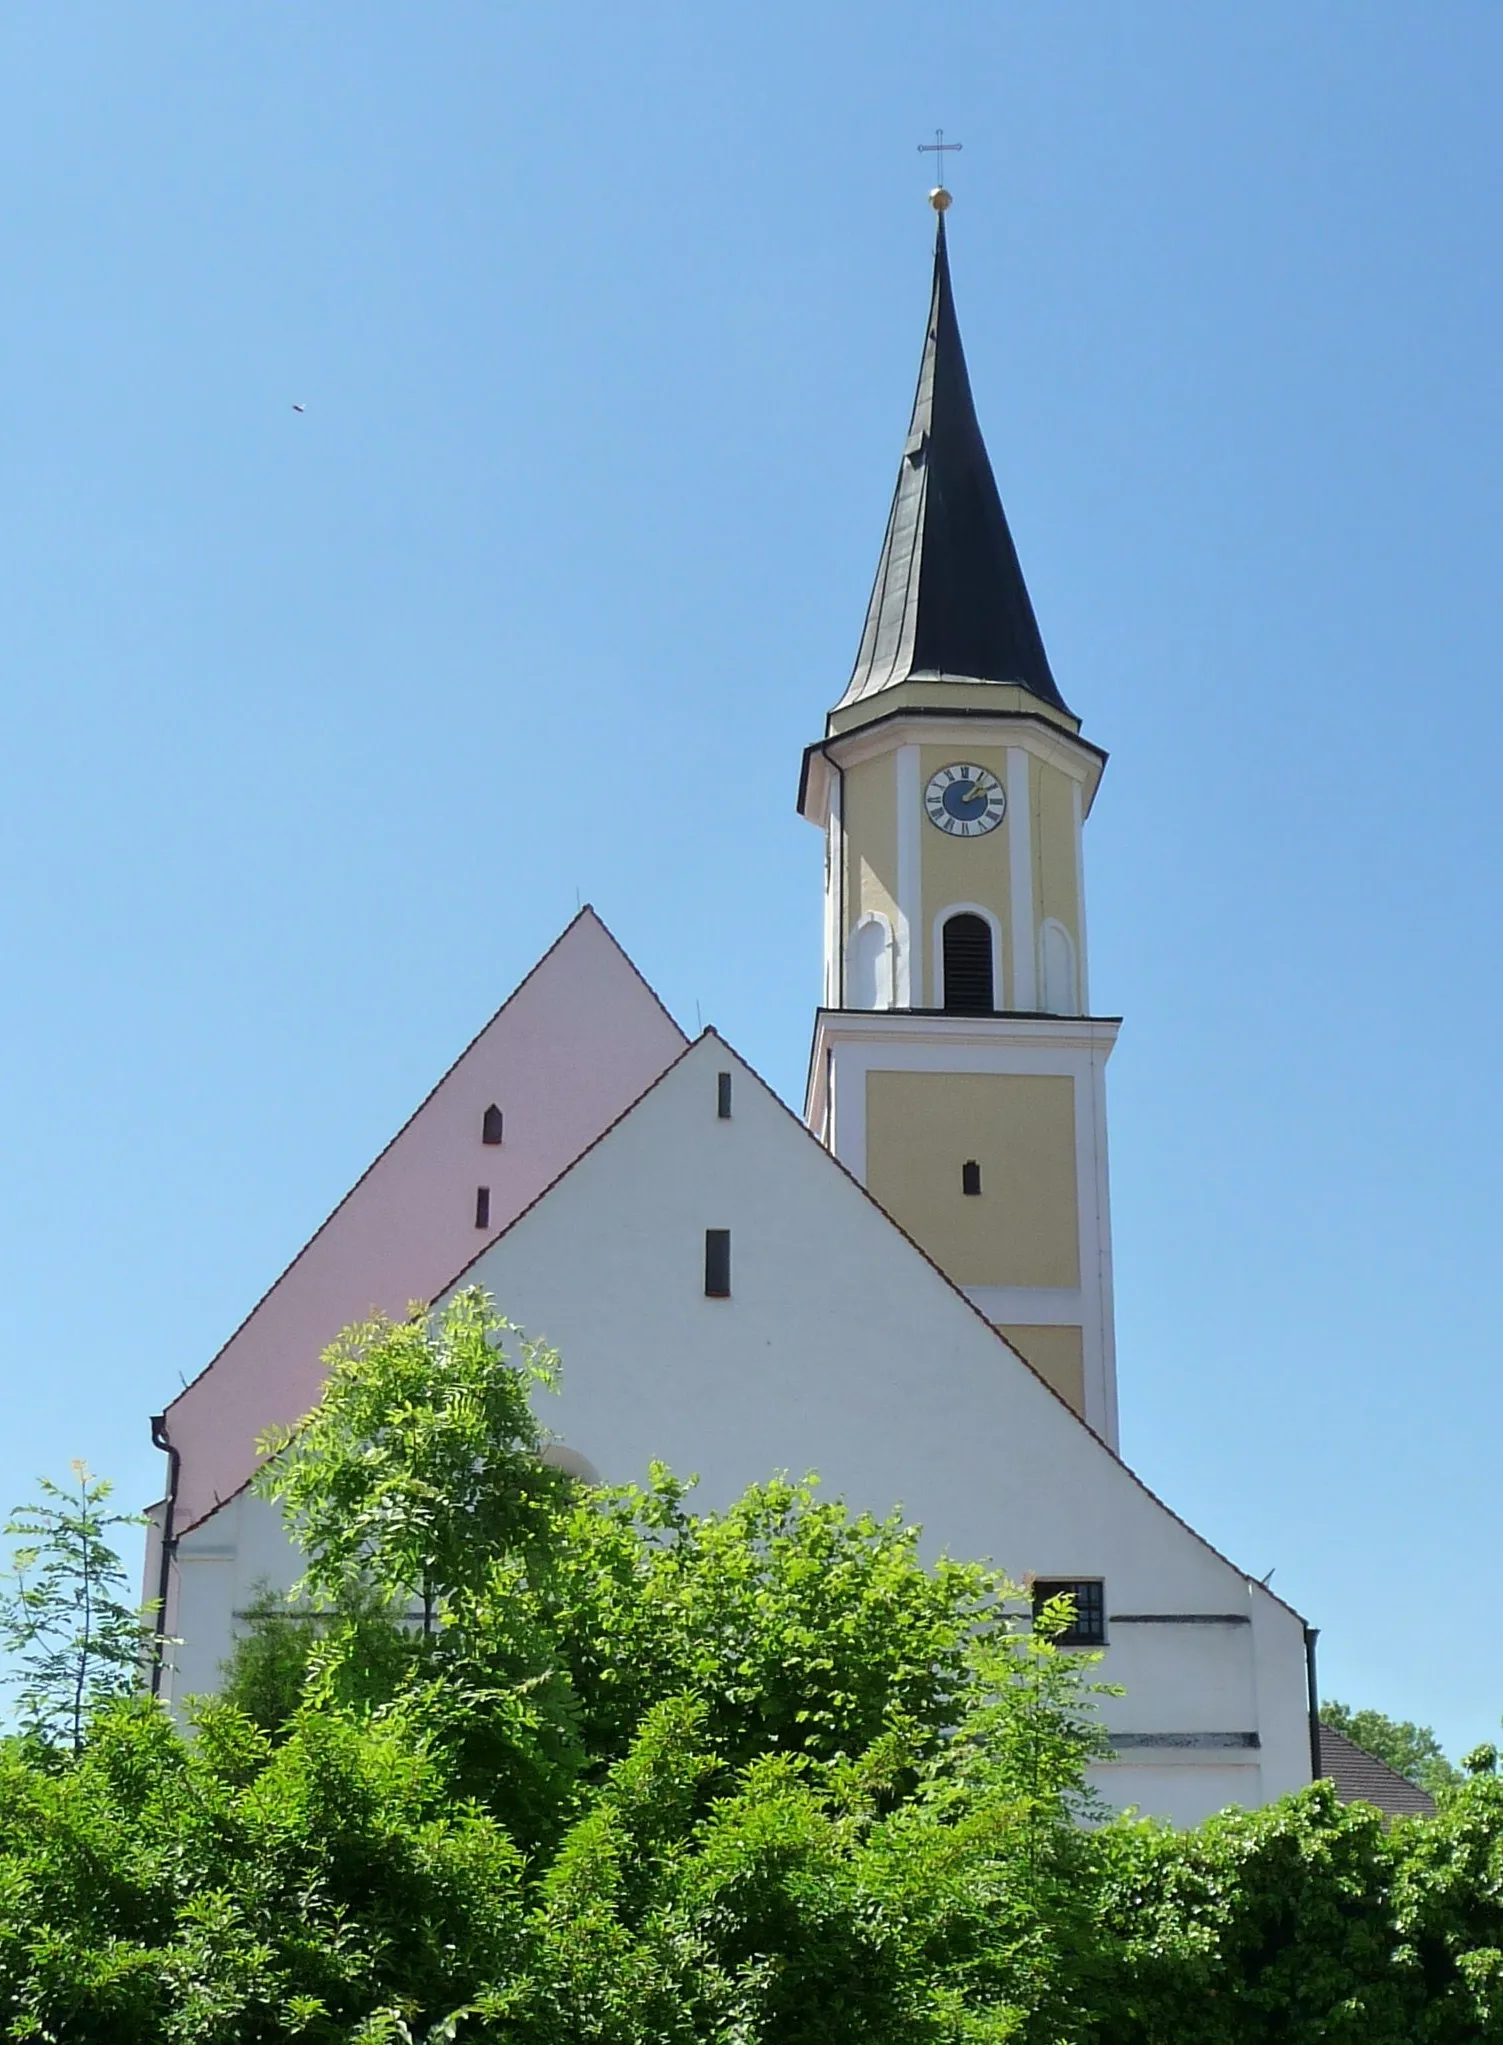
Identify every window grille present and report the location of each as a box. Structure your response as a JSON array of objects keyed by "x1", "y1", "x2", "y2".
[{"x1": 1032, "y1": 1578, "x2": 1105, "y2": 1646}]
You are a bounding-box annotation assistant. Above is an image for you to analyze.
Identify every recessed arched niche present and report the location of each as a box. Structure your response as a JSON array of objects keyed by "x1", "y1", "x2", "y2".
[
  {"x1": 1040, "y1": 919, "x2": 1078, "y2": 1016},
  {"x1": 539, "y1": 1443, "x2": 601, "y2": 1485},
  {"x1": 847, "y1": 914, "x2": 894, "y2": 1011}
]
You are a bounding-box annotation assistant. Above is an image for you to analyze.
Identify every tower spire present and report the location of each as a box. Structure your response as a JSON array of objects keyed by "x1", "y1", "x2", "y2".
[{"x1": 839, "y1": 201, "x2": 1071, "y2": 717}]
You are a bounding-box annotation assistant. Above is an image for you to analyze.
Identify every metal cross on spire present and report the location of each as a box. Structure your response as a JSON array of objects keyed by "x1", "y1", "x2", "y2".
[{"x1": 918, "y1": 127, "x2": 963, "y2": 190}]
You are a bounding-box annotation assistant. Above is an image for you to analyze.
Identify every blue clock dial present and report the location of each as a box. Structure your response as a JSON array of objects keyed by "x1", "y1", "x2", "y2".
[
  {"x1": 924, "y1": 763, "x2": 1006, "y2": 837},
  {"x1": 942, "y1": 778, "x2": 988, "y2": 820}
]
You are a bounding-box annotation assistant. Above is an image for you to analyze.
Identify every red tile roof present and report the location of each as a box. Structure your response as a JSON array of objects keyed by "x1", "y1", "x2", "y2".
[{"x1": 1318, "y1": 1723, "x2": 1436, "y2": 1819}]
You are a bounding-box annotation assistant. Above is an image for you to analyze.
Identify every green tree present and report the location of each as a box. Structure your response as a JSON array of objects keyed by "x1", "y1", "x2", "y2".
[
  {"x1": 531, "y1": 1461, "x2": 1041, "y2": 1776},
  {"x1": 10, "y1": 1291, "x2": 1503, "y2": 2039},
  {"x1": 256, "y1": 1289, "x2": 567, "y2": 1635},
  {"x1": 225, "y1": 1291, "x2": 1120, "y2": 2035},
  {"x1": 244, "y1": 1296, "x2": 1118, "y2": 1870},
  {"x1": 1323, "y1": 1699, "x2": 1461, "y2": 1796},
  {"x1": 0, "y1": 1461, "x2": 155, "y2": 1754},
  {"x1": 0, "y1": 1690, "x2": 530, "y2": 2042}
]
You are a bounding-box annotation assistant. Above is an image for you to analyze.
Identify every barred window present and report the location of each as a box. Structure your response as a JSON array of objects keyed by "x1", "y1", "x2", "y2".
[{"x1": 1032, "y1": 1579, "x2": 1105, "y2": 1646}]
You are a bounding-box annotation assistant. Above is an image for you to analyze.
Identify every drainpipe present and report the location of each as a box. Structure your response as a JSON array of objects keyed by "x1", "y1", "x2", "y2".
[
  {"x1": 148, "y1": 1413, "x2": 180, "y2": 1699},
  {"x1": 1304, "y1": 1625, "x2": 1322, "y2": 1782},
  {"x1": 836, "y1": 758, "x2": 846, "y2": 1009}
]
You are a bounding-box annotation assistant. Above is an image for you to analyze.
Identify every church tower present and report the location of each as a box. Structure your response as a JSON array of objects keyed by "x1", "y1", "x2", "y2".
[{"x1": 800, "y1": 195, "x2": 1120, "y2": 1446}]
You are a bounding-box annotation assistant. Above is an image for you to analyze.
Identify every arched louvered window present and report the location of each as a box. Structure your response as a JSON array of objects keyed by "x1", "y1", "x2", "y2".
[
  {"x1": 942, "y1": 913, "x2": 994, "y2": 1014},
  {"x1": 482, "y1": 1104, "x2": 504, "y2": 1145}
]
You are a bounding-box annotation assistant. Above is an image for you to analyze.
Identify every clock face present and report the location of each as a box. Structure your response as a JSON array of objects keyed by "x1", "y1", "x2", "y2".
[{"x1": 924, "y1": 763, "x2": 1006, "y2": 837}]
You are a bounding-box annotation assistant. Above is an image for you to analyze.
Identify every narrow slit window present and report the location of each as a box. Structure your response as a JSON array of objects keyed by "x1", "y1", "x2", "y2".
[
  {"x1": 1031, "y1": 1579, "x2": 1105, "y2": 1646},
  {"x1": 717, "y1": 1071, "x2": 733, "y2": 1119},
  {"x1": 474, "y1": 1186, "x2": 491, "y2": 1229},
  {"x1": 962, "y1": 1159, "x2": 982, "y2": 1196},
  {"x1": 704, "y1": 1228, "x2": 731, "y2": 1297},
  {"x1": 482, "y1": 1104, "x2": 504, "y2": 1145}
]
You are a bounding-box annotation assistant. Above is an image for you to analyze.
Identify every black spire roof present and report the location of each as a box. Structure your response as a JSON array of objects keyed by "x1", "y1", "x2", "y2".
[{"x1": 838, "y1": 209, "x2": 1071, "y2": 718}]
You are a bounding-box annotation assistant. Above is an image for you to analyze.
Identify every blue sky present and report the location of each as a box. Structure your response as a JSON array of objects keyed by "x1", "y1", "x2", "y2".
[{"x1": 1, "y1": 4, "x2": 1499, "y2": 1758}]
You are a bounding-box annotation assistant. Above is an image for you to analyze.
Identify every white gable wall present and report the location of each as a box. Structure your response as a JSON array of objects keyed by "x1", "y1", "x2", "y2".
[
  {"x1": 154, "y1": 909, "x2": 685, "y2": 1537},
  {"x1": 448, "y1": 1034, "x2": 1312, "y2": 1823},
  {"x1": 168, "y1": 1489, "x2": 303, "y2": 1702},
  {"x1": 164, "y1": 1030, "x2": 1312, "y2": 1823}
]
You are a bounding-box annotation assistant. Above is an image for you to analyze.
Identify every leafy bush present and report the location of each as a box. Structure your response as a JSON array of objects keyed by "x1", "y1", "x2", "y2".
[{"x1": 0, "y1": 1291, "x2": 1500, "y2": 2042}]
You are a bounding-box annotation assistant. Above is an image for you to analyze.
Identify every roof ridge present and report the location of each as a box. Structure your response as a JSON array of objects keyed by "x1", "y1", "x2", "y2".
[
  {"x1": 425, "y1": 1032, "x2": 705, "y2": 1296},
  {"x1": 430, "y1": 1025, "x2": 1308, "y2": 1628},
  {"x1": 719, "y1": 1038, "x2": 1305, "y2": 1625},
  {"x1": 181, "y1": 1027, "x2": 1310, "y2": 1630},
  {"x1": 163, "y1": 909, "x2": 685, "y2": 1428},
  {"x1": 174, "y1": 1032, "x2": 709, "y2": 1539}
]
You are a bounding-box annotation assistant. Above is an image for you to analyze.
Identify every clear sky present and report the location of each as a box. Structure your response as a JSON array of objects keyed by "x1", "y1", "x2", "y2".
[{"x1": 0, "y1": 4, "x2": 1499, "y2": 1760}]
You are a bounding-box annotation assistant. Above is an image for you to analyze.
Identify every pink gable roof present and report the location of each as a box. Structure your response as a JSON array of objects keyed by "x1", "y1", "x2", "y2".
[{"x1": 161, "y1": 909, "x2": 686, "y2": 1532}]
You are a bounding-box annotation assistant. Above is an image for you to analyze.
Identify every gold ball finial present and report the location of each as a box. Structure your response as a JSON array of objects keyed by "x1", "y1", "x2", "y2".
[{"x1": 929, "y1": 186, "x2": 952, "y2": 212}]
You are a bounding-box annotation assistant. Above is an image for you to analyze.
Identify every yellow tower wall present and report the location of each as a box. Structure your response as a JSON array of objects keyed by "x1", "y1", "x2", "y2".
[
  {"x1": 840, "y1": 753, "x2": 900, "y2": 949},
  {"x1": 864, "y1": 1069, "x2": 1080, "y2": 1288},
  {"x1": 918, "y1": 742, "x2": 1014, "y2": 1006},
  {"x1": 995, "y1": 1324, "x2": 1086, "y2": 1416},
  {"x1": 1031, "y1": 755, "x2": 1079, "y2": 953}
]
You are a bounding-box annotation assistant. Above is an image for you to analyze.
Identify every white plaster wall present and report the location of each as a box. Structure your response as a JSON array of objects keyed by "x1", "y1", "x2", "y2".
[
  {"x1": 1106, "y1": 1764, "x2": 1262, "y2": 1828},
  {"x1": 163, "y1": 1030, "x2": 1311, "y2": 1815},
  {"x1": 1251, "y1": 1579, "x2": 1319, "y2": 1799},
  {"x1": 158, "y1": 910, "x2": 686, "y2": 1535},
  {"x1": 1102, "y1": 1619, "x2": 1258, "y2": 1731},
  {"x1": 450, "y1": 1032, "x2": 1311, "y2": 1819},
  {"x1": 167, "y1": 1490, "x2": 302, "y2": 1703}
]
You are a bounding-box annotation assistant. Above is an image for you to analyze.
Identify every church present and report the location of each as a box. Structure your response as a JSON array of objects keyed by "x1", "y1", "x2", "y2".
[{"x1": 144, "y1": 193, "x2": 1318, "y2": 1828}]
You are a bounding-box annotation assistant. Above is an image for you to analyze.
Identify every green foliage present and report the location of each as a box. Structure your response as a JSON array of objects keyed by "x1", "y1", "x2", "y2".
[
  {"x1": 534, "y1": 1463, "x2": 1033, "y2": 1778},
  {"x1": 6, "y1": 1292, "x2": 1503, "y2": 2039},
  {"x1": 1093, "y1": 1777, "x2": 1503, "y2": 2044},
  {"x1": 1323, "y1": 1699, "x2": 1461, "y2": 1796},
  {"x1": 0, "y1": 1462, "x2": 156, "y2": 1754},
  {"x1": 220, "y1": 1586, "x2": 417, "y2": 1741},
  {"x1": 256, "y1": 1290, "x2": 566, "y2": 1634},
  {"x1": 0, "y1": 1691, "x2": 528, "y2": 2042}
]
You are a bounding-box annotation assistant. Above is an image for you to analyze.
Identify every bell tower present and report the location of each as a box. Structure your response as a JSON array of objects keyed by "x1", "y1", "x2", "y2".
[{"x1": 800, "y1": 194, "x2": 1120, "y2": 1444}]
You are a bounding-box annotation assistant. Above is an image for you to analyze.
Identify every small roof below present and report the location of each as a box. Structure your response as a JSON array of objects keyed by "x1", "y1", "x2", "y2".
[
  {"x1": 837, "y1": 210, "x2": 1071, "y2": 722},
  {"x1": 1318, "y1": 1723, "x2": 1437, "y2": 1819}
]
